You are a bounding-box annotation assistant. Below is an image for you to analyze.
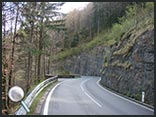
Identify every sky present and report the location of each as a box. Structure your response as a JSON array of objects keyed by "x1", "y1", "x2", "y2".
[{"x1": 59, "y1": 2, "x2": 90, "y2": 13}]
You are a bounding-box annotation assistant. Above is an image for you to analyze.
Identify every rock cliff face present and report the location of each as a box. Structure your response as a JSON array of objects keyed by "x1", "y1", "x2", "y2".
[
  {"x1": 52, "y1": 28, "x2": 154, "y2": 106},
  {"x1": 100, "y1": 29, "x2": 154, "y2": 106},
  {"x1": 61, "y1": 46, "x2": 105, "y2": 76}
]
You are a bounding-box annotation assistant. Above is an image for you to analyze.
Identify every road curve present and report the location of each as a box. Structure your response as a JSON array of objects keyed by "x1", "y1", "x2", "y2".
[{"x1": 42, "y1": 76, "x2": 154, "y2": 115}]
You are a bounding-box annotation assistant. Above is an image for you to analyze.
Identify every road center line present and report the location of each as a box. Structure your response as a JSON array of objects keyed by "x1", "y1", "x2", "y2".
[
  {"x1": 96, "y1": 78, "x2": 154, "y2": 112},
  {"x1": 43, "y1": 81, "x2": 63, "y2": 115},
  {"x1": 84, "y1": 91, "x2": 102, "y2": 108},
  {"x1": 80, "y1": 78, "x2": 90, "y2": 92},
  {"x1": 80, "y1": 78, "x2": 102, "y2": 108}
]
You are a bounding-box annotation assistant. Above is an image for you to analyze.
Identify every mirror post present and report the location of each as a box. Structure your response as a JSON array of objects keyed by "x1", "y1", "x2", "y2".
[{"x1": 21, "y1": 101, "x2": 30, "y2": 113}]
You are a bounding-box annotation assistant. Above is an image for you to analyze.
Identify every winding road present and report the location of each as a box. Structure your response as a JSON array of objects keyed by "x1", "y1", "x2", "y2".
[{"x1": 42, "y1": 76, "x2": 154, "y2": 115}]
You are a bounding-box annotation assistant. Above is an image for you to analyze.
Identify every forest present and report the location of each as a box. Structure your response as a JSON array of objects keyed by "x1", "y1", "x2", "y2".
[{"x1": 2, "y1": 2, "x2": 154, "y2": 114}]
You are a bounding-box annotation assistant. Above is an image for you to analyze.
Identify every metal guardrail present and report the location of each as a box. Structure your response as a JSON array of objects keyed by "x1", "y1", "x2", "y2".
[
  {"x1": 45, "y1": 74, "x2": 81, "y2": 79},
  {"x1": 15, "y1": 75, "x2": 58, "y2": 115}
]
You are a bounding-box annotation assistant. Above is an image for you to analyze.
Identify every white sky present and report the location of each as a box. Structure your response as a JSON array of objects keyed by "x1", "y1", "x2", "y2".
[{"x1": 60, "y1": 2, "x2": 90, "y2": 13}]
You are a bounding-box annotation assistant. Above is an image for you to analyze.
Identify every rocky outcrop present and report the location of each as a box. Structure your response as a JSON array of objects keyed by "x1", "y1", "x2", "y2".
[
  {"x1": 100, "y1": 29, "x2": 154, "y2": 106},
  {"x1": 61, "y1": 46, "x2": 105, "y2": 76}
]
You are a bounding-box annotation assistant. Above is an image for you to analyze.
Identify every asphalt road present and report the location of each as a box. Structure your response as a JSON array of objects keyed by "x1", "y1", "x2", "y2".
[{"x1": 43, "y1": 76, "x2": 154, "y2": 115}]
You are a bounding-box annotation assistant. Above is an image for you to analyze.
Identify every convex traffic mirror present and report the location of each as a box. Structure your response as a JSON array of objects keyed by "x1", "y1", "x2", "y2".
[
  {"x1": 8, "y1": 86, "x2": 30, "y2": 113},
  {"x1": 8, "y1": 86, "x2": 24, "y2": 102}
]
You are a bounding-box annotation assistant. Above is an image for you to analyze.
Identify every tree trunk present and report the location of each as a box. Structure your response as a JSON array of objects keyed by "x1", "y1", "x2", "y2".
[
  {"x1": 47, "y1": 55, "x2": 50, "y2": 74},
  {"x1": 26, "y1": 22, "x2": 34, "y2": 92},
  {"x1": 48, "y1": 47, "x2": 53, "y2": 75},
  {"x1": 25, "y1": 58, "x2": 27, "y2": 80},
  {"x1": 37, "y1": 19, "x2": 43, "y2": 82},
  {"x1": 34, "y1": 31, "x2": 38, "y2": 83},
  {"x1": 27, "y1": 53, "x2": 31, "y2": 92},
  {"x1": 2, "y1": 12, "x2": 9, "y2": 114},
  {"x1": 43, "y1": 54, "x2": 46, "y2": 78},
  {"x1": 34, "y1": 55, "x2": 37, "y2": 83},
  {"x1": 37, "y1": 53, "x2": 41, "y2": 82}
]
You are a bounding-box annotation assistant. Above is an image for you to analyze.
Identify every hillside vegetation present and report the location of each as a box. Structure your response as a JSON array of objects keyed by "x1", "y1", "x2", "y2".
[{"x1": 52, "y1": 2, "x2": 153, "y2": 63}]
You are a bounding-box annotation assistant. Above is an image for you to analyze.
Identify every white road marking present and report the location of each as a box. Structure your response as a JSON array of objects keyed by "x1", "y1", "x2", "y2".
[
  {"x1": 43, "y1": 82, "x2": 63, "y2": 115},
  {"x1": 84, "y1": 92, "x2": 102, "y2": 108},
  {"x1": 80, "y1": 78, "x2": 102, "y2": 108},
  {"x1": 96, "y1": 78, "x2": 154, "y2": 112},
  {"x1": 80, "y1": 78, "x2": 90, "y2": 92}
]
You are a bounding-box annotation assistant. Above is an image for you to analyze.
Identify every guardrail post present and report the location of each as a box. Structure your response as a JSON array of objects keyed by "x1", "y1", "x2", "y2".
[{"x1": 142, "y1": 91, "x2": 145, "y2": 103}]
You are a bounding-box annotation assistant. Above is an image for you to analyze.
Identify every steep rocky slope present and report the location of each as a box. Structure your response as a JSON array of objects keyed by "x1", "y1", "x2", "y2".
[
  {"x1": 62, "y1": 46, "x2": 105, "y2": 76},
  {"x1": 100, "y1": 26, "x2": 154, "y2": 106},
  {"x1": 50, "y1": 45, "x2": 105, "y2": 76}
]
